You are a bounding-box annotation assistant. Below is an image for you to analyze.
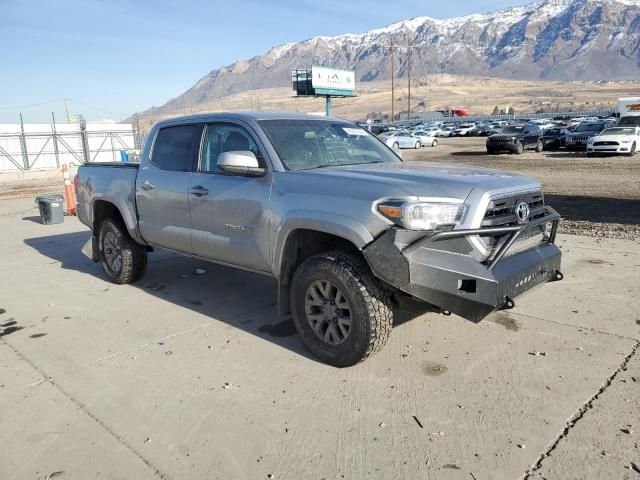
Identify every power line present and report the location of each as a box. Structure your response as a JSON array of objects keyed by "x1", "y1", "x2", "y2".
[{"x1": 0, "y1": 98, "x2": 65, "y2": 111}]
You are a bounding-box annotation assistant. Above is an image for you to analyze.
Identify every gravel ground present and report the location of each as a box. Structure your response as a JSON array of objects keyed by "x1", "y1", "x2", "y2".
[
  {"x1": 403, "y1": 137, "x2": 640, "y2": 241},
  {"x1": 2, "y1": 137, "x2": 638, "y2": 240}
]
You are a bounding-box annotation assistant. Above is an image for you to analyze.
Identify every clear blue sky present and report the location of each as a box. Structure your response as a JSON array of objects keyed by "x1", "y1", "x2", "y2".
[{"x1": 0, "y1": 0, "x2": 530, "y2": 123}]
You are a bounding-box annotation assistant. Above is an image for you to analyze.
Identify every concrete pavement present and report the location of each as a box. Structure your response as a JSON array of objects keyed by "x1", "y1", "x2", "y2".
[{"x1": 1, "y1": 197, "x2": 639, "y2": 480}]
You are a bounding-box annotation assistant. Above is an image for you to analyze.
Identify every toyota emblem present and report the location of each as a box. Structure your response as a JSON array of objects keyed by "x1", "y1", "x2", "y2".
[{"x1": 515, "y1": 201, "x2": 530, "y2": 224}]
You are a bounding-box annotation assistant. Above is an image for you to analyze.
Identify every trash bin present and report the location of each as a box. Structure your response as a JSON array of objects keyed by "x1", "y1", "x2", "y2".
[{"x1": 35, "y1": 195, "x2": 65, "y2": 225}]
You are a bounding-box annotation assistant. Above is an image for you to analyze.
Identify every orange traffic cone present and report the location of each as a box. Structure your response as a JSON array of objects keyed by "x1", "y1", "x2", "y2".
[{"x1": 62, "y1": 164, "x2": 76, "y2": 215}]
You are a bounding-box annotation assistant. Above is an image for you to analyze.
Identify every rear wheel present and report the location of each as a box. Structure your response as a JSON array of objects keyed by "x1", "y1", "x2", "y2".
[
  {"x1": 431, "y1": 139, "x2": 438, "y2": 147},
  {"x1": 535, "y1": 140, "x2": 544, "y2": 153},
  {"x1": 98, "y1": 218, "x2": 147, "y2": 284},
  {"x1": 290, "y1": 251, "x2": 393, "y2": 367},
  {"x1": 514, "y1": 141, "x2": 524, "y2": 155}
]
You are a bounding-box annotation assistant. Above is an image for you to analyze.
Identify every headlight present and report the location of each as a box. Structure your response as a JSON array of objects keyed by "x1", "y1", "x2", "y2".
[{"x1": 376, "y1": 200, "x2": 466, "y2": 231}]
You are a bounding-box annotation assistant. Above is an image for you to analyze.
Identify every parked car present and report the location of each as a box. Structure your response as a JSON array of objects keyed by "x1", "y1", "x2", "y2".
[
  {"x1": 382, "y1": 131, "x2": 423, "y2": 149},
  {"x1": 452, "y1": 123, "x2": 476, "y2": 136},
  {"x1": 587, "y1": 127, "x2": 640, "y2": 156},
  {"x1": 486, "y1": 124, "x2": 544, "y2": 154},
  {"x1": 438, "y1": 126, "x2": 456, "y2": 137},
  {"x1": 541, "y1": 128, "x2": 571, "y2": 150},
  {"x1": 566, "y1": 121, "x2": 615, "y2": 150},
  {"x1": 470, "y1": 125, "x2": 499, "y2": 137},
  {"x1": 76, "y1": 112, "x2": 563, "y2": 367},
  {"x1": 423, "y1": 127, "x2": 443, "y2": 137},
  {"x1": 412, "y1": 130, "x2": 439, "y2": 147}
]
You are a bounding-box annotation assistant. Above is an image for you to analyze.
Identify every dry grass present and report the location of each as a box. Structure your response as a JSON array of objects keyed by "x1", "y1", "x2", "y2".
[{"x1": 136, "y1": 74, "x2": 640, "y2": 130}]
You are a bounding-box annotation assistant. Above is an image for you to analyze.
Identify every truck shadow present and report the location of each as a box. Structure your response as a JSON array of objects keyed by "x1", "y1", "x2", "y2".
[
  {"x1": 23, "y1": 231, "x2": 326, "y2": 363},
  {"x1": 546, "y1": 194, "x2": 640, "y2": 225}
]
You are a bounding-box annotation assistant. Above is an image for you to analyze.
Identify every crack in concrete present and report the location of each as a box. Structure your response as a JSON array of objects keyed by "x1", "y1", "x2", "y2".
[
  {"x1": 523, "y1": 340, "x2": 640, "y2": 479},
  {"x1": 511, "y1": 311, "x2": 639, "y2": 342},
  {"x1": 1, "y1": 336, "x2": 172, "y2": 480}
]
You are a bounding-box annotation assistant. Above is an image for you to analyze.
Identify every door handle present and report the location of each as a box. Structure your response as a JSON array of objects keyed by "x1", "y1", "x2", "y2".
[
  {"x1": 191, "y1": 185, "x2": 209, "y2": 197},
  {"x1": 140, "y1": 181, "x2": 154, "y2": 191}
]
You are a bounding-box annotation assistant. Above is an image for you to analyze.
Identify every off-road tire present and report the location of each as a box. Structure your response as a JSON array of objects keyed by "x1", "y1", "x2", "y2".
[
  {"x1": 432, "y1": 139, "x2": 438, "y2": 147},
  {"x1": 535, "y1": 140, "x2": 544, "y2": 153},
  {"x1": 514, "y1": 141, "x2": 524, "y2": 155},
  {"x1": 98, "y1": 218, "x2": 147, "y2": 284},
  {"x1": 290, "y1": 251, "x2": 393, "y2": 367}
]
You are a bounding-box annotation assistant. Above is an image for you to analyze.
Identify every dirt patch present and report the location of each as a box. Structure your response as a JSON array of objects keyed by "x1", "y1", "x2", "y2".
[
  {"x1": 493, "y1": 312, "x2": 521, "y2": 332},
  {"x1": 423, "y1": 361, "x2": 448, "y2": 376}
]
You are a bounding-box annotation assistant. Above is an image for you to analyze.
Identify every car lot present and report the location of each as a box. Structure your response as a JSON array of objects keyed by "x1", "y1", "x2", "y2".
[
  {"x1": 402, "y1": 136, "x2": 640, "y2": 241},
  {"x1": 1, "y1": 136, "x2": 640, "y2": 479}
]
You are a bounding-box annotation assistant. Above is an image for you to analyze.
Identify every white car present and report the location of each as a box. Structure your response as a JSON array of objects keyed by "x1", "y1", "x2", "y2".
[
  {"x1": 382, "y1": 131, "x2": 423, "y2": 149},
  {"x1": 412, "y1": 130, "x2": 439, "y2": 147},
  {"x1": 587, "y1": 127, "x2": 640, "y2": 156},
  {"x1": 438, "y1": 126, "x2": 456, "y2": 137},
  {"x1": 452, "y1": 123, "x2": 476, "y2": 136}
]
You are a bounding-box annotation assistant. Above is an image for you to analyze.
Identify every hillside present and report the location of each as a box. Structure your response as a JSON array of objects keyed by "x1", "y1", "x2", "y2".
[{"x1": 133, "y1": 0, "x2": 640, "y2": 124}]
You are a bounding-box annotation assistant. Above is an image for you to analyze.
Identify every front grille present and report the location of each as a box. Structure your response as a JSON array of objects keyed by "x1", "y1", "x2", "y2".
[
  {"x1": 480, "y1": 191, "x2": 546, "y2": 250},
  {"x1": 569, "y1": 135, "x2": 589, "y2": 143},
  {"x1": 593, "y1": 141, "x2": 619, "y2": 146},
  {"x1": 489, "y1": 137, "x2": 513, "y2": 144}
]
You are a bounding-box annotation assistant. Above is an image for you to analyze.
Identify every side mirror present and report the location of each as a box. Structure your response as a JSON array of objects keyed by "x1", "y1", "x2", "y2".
[{"x1": 217, "y1": 151, "x2": 266, "y2": 177}]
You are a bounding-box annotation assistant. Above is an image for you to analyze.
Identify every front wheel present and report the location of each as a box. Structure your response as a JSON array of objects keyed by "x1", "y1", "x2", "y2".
[
  {"x1": 414, "y1": 141, "x2": 421, "y2": 149},
  {"x1": 432, "y1": 139, "x2": 438, "y2": 147},
  {"x1": 628, "y1": 142, "x2": 636, "y2": 156},
  {"x1": 514, "y1": 141, "x2": 524, "y2": 155},
  {"x1": 98, "y1": 218, "x2": 147, "y2": 284},
  {"x1": 290, "y1": 251, "x2": 393, "y2": 367},
  {"x1": 535, "y1": 140, "x2": 544, "y2": 153}
]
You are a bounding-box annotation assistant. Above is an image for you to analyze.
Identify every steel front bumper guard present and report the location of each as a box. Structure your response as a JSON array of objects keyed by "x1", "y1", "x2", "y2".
[{"x1": 363, "y1": 206, "x2": 562, "y2": 322}]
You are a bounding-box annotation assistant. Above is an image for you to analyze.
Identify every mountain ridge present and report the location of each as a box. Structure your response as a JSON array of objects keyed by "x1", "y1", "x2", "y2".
[{"x1": 136, "y1": 0, "x2": 640, "y2": 120}]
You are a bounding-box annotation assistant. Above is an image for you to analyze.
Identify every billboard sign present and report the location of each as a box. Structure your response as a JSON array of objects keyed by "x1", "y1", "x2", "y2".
[{"x1": 311, "y1": 66, "x2": 355, "y2": 95}]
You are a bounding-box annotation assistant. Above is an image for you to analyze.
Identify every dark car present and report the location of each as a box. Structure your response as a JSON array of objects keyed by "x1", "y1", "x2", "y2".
[
  {"x1": 565, "y1": 121, "x2": 616, "y2": 150},
  {"x1": 541, "y1": 128, "x2": 571, "y2": 150},
  {"x1": 486, "y1": 124, "x2": 544, "y2": 154},
  {"x1": 470, "y1": 124, "x2": 499, "y2": 137}
]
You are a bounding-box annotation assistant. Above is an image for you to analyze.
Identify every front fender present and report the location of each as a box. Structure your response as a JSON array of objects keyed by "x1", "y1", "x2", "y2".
[{"x1": 271, "y1": 210, "x2": 374, "y2": 277}]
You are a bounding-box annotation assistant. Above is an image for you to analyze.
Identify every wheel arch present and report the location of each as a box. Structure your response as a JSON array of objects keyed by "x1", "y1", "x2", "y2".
[
  {"x1": 91, "y1": 196, "x2": 145, "y2": 245},
  {"x1": 273, "y1": 214, "x2": 375, "y2": 316}
]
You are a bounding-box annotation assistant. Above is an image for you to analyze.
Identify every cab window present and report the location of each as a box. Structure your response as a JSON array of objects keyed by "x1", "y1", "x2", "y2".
[
  {"x1": 201, "y1": 124, "x2": 260, "y2": 173},
  {"x1": 151, "y1": 125, "x2": 203, "y2": 172}
]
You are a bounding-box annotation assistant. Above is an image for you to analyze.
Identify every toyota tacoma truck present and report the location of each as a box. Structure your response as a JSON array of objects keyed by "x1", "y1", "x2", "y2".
[{"x1": 76, "y1": 113, "x2": 562, "y2": 367}]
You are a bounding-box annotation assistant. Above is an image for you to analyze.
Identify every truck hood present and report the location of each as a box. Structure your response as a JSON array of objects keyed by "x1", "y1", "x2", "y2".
[{"x1": 295, "y1": 161, "x2": 539, "y2": 199}]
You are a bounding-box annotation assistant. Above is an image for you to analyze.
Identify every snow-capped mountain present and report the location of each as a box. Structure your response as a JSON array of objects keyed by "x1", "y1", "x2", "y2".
[{"x1": 139, "y1": 0, "x2": 640, "y2": 117}]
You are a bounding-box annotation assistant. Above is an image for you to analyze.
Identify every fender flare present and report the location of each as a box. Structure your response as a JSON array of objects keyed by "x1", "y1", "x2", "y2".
[
  {"x1": 271, "y1": 210, "x2": 374, "y2": 278},
  {"x1": 90, "y1": 194, "x2": 146, "y2": 245}
]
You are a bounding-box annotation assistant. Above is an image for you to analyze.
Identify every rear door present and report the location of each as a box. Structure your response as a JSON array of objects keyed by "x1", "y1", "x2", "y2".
[
  {"x1": 188, "y1": 122, "x2": 272, "y2": 272},
  {"x1": 136, "y1": 124, "x2": 203, "y2": 253}
]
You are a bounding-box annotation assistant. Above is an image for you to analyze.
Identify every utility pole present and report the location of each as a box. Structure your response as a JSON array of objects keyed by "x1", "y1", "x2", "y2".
[
  {"x1": 63, "y1": 97, "x2": 70, "y2": 123},
  {"x1": 408, "y1": 47, "x2": 412, "y2": 120},
  {"x1": 382, "y1": 42, "x2": 396, "y2": 121}
]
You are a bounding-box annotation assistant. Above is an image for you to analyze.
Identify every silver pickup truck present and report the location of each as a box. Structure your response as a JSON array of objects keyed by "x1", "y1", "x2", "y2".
[{"x1": 76, "y1": 112, "x2": 562, "y2": 367}]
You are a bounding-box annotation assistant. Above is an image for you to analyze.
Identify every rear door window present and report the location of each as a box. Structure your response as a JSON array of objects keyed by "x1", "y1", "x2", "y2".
[{"x1": 152, "y1": 125, "x2": 203, "y2": 172}]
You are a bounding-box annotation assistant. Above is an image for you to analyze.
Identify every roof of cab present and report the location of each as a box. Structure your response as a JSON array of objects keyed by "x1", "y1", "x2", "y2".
[{"x1": 154, "y1": 111, "x2": 342, "y2": 128}]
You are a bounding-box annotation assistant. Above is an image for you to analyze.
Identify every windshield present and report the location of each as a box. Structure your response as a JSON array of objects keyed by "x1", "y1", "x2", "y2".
[
  {"x1": 500, "y1": 126, "x2": 523, "y2": 134},
  {"x1": 258, "y1": 119, "x2": 401, "y2": 171},
  {"x1": 600, "y1": 128, "x2": 635, "y2": 135},
  {"x1": 618, "y1": 117, "x2": 640, "y2": 127},
  {"x1": 545, "y1": 128, "x2": 561, "y2": 135},
  {"x1": 575, "y1": 123, "x2": 603, "y2": 132}
]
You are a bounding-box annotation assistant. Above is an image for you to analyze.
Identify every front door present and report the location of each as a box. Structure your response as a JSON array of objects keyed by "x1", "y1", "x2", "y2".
[
  {"x1": 136, "y1": 124, "x2": 203, "y2": 253},
  {"x1": 189, "y1": 122, "x2": 272, "y2": 272}
]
